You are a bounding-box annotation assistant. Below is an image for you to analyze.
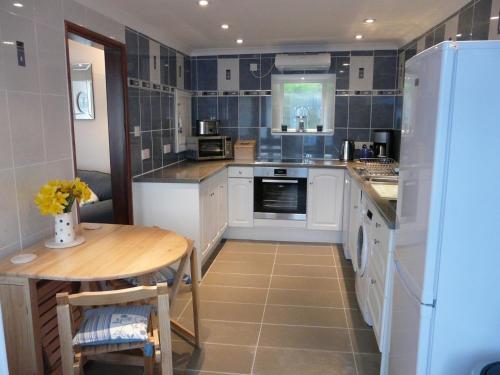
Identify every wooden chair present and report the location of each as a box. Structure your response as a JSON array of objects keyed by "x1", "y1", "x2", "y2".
[{"x1": 56, "y1": 284, "x2": 173, "y2": 375}]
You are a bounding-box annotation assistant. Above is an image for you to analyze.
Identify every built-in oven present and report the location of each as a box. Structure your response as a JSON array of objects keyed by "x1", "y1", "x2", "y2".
[
  {"x1": 254, "y1": 167, "x2": 308, "y2": 221},
  {"x1": 186, "y1": 136, "x2": 233, "y2": 160}
]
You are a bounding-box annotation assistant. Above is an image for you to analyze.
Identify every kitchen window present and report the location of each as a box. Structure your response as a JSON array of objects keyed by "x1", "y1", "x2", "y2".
[{"x1": 271, "y1": 74, "x2": 335, "y2": 134}]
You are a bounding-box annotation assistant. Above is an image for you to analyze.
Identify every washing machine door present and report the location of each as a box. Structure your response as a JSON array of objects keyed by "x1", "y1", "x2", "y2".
[{"x1": 356, "y1": 224, "x2": 369, "y2": 276}]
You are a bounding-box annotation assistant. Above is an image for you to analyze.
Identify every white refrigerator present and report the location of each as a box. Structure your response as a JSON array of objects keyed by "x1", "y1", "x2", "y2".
[{"x1": 388, "y1": 41, "x2": 500, "y2": 375}]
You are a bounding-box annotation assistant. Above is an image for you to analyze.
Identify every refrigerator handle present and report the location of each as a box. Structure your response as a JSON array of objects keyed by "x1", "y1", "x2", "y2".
[{"x1": 394, "y1": 260, "x2": 434, "y2": 307}]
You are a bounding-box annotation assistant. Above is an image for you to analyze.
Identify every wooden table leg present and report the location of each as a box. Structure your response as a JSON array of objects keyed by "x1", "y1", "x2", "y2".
[{"x1": 189, "y1": 246, "x2": 201, "y2": 348}]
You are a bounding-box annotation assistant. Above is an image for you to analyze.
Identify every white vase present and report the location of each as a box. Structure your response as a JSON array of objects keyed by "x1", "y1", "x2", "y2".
[{"x1": 54, "y1": 212, "x2": 76, "y2": 244}]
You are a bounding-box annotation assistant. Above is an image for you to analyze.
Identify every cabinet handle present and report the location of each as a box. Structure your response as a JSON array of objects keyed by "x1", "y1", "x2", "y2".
[
  {"x1": 353, "y1": 205, "x2": 358, "y2": 209},
  {"x1": 374, "y1": 239, "x2": 380, "y2": 245},
  {"x1": 309, "y1": 181, "x2": 313, "y2": 185},
  {"x1": 375, "y1": 222, "x2": 381, "y2": 228},
  {"x1": 248, "y1": 179, "x2": 252, "y2": 183},
  {"x1": 371, "y1": 278, "x2": 376, "y2": 285},
  {"x1": 238, "y1": 171, "x2": 242, "y2": 174}
]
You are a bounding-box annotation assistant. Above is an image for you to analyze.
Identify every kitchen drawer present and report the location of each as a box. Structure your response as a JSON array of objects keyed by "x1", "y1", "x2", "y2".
[{"x1": 228, "y1": 166, "x2": 253, "y2": 178}]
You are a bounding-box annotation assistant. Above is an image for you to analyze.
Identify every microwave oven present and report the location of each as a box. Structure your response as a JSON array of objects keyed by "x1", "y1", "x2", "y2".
[{"x1": 186, "y1": 136, "x2": 233, "y2": 160}]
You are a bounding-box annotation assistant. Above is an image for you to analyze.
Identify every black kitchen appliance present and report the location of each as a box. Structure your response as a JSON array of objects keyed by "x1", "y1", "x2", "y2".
[
  {"x1": 254, "y1": 167, "x2": 308, "y2": 221},
  {"x1": 373, "y1": 130, "x2": 393, "y2": 158}
]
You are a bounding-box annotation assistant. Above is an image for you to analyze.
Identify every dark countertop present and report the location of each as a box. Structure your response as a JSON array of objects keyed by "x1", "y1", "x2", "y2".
[{"x1": 133, "y1": 159, "x2": 397, "y2": 229}]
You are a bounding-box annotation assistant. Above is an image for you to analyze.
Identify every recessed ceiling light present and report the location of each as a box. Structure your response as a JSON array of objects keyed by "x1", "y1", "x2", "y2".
[
  {"x1": 12, "y1": 2, "x2": 23, "y2": 7},
  {"x1": 491, "y1": 16, "x2": 499, "y2": 20},
  {"x1": 2, "y1": 41, "x2": 14, "y2": 45},
  {"x1": 363, "y1": 18, "x2": 375, "y2": 24},
  {"x1": 221, "y1": 24, "x2": 229, "y2": 30},
  {"x1": 198, "y1": 0, "x2": 208, "y2": 6},
  {"x1": 236, "y1": 38, "x2": 243, "y2": 44},
  {"x1": 355, "y1": 34, "x2": 363, "y2": 40}
]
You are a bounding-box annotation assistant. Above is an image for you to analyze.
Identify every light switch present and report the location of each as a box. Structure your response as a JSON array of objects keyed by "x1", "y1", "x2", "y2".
[
  {"x1": 163, "y1": 144, "x2": 171, "y2": 154},
  {"x1": 134, "y1": 126, "x2": 140, "y2": 137},
  {"x1": 141, "y1": 148, "x2": 150, "y2": 160},
  {"x1": 250, "y1": 63, "x2": 258, "y2": 72}
]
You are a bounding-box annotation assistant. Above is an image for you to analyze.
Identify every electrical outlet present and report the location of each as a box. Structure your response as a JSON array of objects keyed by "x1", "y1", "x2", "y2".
[
  {"x1": 250, "y1": 63, "x2": 258, "y2": 72},
  {"x1": 354, "y1": 141, "x2": 373, "y2": 149},
  {"x1": 134, "y1": 126, "x2": 140, "y2": 137},
  {"x1": 163, "y1": 144, "x2": 171, "y2": 154},
  {"x1": 141, "y1": 148, "x2": 150, "y2": 160}
]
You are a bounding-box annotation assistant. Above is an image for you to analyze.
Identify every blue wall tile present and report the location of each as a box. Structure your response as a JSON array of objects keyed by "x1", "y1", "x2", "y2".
[
  {"x1": 238, "y1": 128, "x2": 260, "y2": 146},
  {"x1": 219, "y1": 127, "x2": 238, "y2": 141},
  {"x1": 239, "y1": 57, "x2": 260, "y2": 90},
  {"x1": 348, "y1": 129, "x2": 371, "y2": 142},
  {"x1": 197, "y1": 58, "x2": 218, "y2": 91},
  {"x1": 472, "y1": 0, "x2": 493, "y2": 40},
  {"x1": 348, "y1": 96, "x2": 371, "y2": 128},
  {"x1": 457, "y1": 4, "x2": 474, "y2": 40},
  {"x1": 138, "y1": 34, "x2": 149, "y2": 81},
  {"x1": 140, "y1": 89, "x2": 151, "y2": 131},
  {"x1": 197, "y1": 96, "x2": 218, "y2": 121},
  {"x1": 371, "y1": 96, "x2": 395, "y2": 129},
  {"x1": 141, "y1": 132, "x2": 153, "y2": 173},
  {"x1": 168, "y1": 49, "x2": 177, "y2": 87},
  {"x1": 259, "y1": 128, "x2": 281, "y2": 159},
  {"x1": 334, "y1": 56, "x2": 350, "y2": 90},
  {"x1": 334, "y1": 96, "x2": 348, "y2": 127},
  {"x1": 160, "y1": 92, "x2": 171, "y2": 130},
  {"x1": 125, "y1": 29, "x2": 139, "y2": 79},
  {"x1": 239, "y1": 96, "x2": 260, "y2": 127},
  {"x1": 394, "y1": 96, "x2": 403, "y2": 130},
  {"x1": 373, "y1": 56, "x2": 397, "y2": 89},
  {"x1": 151, "y1": 91, "x2": 161, "y2": 131},
  {"x1": 325, "y1": 130, "x2": 347, "y2": 159},
  {"x1": 152, "y1": 131, "x2": 163, "y2": 170},
  {"x1": 160, "y1": 46, "x2": 169, "y2": 85},
  {"x1": 184, "y1": 57, "x2": 192, "y2": 90},
  {"x1": 260, "y1": 57, "x2": 277, "y2": 90},
  {"x1": 434, "y1": 24, "x2": 446, "y2": 44},
  {"x1": 281, "y1": 135, "x2": 303, "y2": 158},
  {"x1": 127, "y1": 87, "x2": 140, "y2": 132},
  {"x1": 303, "y1": 135, "x2": 324, "y2": 158},
  {"x1": 190, "y1": 57, "x2": 198, "y2": 91},
  {"x1": 218, "y1": 96, "x2": 239, "y2": 128},
  {"x1": 129, "y1": 134, "x2": 142, "y2": 176},
  {"x1": 260, "y1": 96, "x2": 272, "y2": 127}
]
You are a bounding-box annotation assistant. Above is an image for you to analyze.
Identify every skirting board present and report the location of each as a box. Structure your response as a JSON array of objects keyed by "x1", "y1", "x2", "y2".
[{"x1": 224, "y1": 227, "x2": 342, "y2": 243}]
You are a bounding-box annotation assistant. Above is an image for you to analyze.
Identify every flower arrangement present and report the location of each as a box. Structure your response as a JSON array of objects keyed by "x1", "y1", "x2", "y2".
[{"x1": 35, "y1": 178, "x2": 91, "y2": 216}]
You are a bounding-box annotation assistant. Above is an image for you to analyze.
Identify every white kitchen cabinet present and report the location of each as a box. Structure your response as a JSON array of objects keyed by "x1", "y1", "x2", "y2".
[
  {"x1": 348, "y1": 178, "x2": 362, "y2": 262},
  {"x1": 342, "y1": 173, "x2": 351, "y2": 258},
  {"x1": 228, "y1": 174, "x2": 254, "y2": 228},
  {"x1": 366, "y1": 202, "x2": 394, "y2": 355},
  {"x1": 306, "y1": 168, "x2": 344, "y2": 231},
  {"x1": 133, "y1": 169, "x2": 228, "y2": 278}
]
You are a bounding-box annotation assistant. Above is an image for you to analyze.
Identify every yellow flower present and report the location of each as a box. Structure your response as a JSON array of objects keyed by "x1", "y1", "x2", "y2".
[{"x1": 34, "y1": 178, "x2": 92, "y2": 216}]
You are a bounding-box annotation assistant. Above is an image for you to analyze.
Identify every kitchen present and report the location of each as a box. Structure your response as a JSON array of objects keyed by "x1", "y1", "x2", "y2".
[{"x1": 0, "y1": 0, "x2": 499, "y2": 374}]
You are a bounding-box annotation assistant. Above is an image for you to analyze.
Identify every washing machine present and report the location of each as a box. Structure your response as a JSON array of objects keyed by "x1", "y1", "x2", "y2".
[{"x1": 354, "y1": 198, "x2": 373, "y2": 326}]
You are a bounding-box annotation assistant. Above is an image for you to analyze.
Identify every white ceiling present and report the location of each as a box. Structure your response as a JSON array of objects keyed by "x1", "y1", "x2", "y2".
[{"x1": 78, "y1": 0, "x2": 470, "y2": 54}]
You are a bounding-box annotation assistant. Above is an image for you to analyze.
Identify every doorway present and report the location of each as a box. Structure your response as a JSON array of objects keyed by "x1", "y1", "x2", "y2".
[{"x1": 65, "y1": 22, "x2": 132, "y2": 224}]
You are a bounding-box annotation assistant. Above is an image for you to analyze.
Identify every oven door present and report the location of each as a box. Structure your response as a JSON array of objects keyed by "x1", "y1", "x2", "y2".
[
  {"x1": 254, "y1": 177, "x2": 307, "y2": 220},
  {"x1": 198, "y1": 138, "x2": 225, "y2": 159}
]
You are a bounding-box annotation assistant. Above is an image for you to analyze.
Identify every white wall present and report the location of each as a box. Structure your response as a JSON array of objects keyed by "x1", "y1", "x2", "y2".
[{"x1": 69, "y1": 39, "x2": 111, "y2": 173}]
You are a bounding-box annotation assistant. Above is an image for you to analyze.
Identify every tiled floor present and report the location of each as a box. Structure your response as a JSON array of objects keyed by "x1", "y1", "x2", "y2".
[{"x1": 86, "y1": 240, "x2": 381, "y2": 375}]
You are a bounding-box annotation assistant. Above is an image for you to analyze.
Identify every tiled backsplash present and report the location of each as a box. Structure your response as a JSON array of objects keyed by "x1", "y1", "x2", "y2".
[{"x1": 191, "y1": 51, "x2": 401, "y2": 160}]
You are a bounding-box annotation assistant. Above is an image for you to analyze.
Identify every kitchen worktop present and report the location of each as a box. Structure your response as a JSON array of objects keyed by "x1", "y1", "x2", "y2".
[{"x1": 133, "y1": 159, "x2": 397, "y2": 228}]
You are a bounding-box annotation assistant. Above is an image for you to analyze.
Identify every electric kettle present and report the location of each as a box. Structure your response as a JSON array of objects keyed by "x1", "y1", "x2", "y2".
[{"x1": 339, "y1": 140, "x2": 355, "y2": 161}]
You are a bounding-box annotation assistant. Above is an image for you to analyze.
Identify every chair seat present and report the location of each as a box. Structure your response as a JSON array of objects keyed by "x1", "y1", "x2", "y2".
[{"x1": 73, "y1": 305, "x2": 153, "y2": 348}]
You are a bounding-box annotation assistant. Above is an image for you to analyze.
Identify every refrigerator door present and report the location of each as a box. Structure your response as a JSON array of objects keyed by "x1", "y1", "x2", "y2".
[
  {"x1": 389, "y1": 262, "x2": 434, "y2": 375},
  {"x1": 395, "y1": 42, "x2": 457, "y2": 305}
]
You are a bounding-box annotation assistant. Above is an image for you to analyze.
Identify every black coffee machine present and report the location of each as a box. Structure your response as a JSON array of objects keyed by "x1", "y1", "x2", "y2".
[{"x1": 373, "y1": 130, "x2": 394, "y2": 159}]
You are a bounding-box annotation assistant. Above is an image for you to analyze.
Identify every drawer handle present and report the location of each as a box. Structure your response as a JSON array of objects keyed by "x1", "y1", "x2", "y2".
[
  {"x1": 374, "y1": 239, "x2": 380, "y2": 245},
  {"x1": 375, "y1": 222, "x2": 381, "y2": 228},
  {"x1": 353, "y1": 205, "x2": 358, "y2": 209},
  {"x1": 371, "y1": 279, "x2": 376, "y2": 285},
  {"x1": 238, "y1": 171, "x2": 242, "y2": 174}
]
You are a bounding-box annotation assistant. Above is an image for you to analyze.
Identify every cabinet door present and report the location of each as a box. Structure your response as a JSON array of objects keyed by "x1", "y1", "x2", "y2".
[
  {"x1": 228, "y1": 178, "x2": 253, "y2": 227},
  {"x1": 307, "y1": 169, "x2": 344, "y2": 230},
  {"x1": 342, "y1": 173, "x2": 351, "y2": 252},
  {"x1": 149, "y1": 41, "x2": 161, "y2": 84},
  {"x1": 200, "y1": 183, "x2": 211, "y2": 255},
  {"x1": 348, "y1": 180, "x2": 362, "y2": 259},
  {"x1": 218, "y1": 176, "x2": 228, "y2": 234}
]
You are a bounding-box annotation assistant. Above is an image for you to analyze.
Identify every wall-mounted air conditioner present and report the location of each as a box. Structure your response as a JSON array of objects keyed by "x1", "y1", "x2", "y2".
[{"x1": 274, "y1": 53, "x2": 331, "y2": 72}]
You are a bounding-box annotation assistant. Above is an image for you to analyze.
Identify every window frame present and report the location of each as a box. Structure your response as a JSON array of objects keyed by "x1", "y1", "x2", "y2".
[{"x1": 271, "y1": 74, "x2": 336, "y2": 135}]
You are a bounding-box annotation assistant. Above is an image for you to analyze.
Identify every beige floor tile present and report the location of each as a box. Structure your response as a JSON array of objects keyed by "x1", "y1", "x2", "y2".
[
  {"x1": 202, "y1": 272, "x2": 270, "y2": 288},
  {"x1": 273, "y1": 264, "x2": 337, "y2": 278},
  {"x1": 267, "y1": 288, "x2": 344, "y2": 308},
  {"x1": 333, "y1": 247, "x2": 353, "y2": 268},
  {"x1": 270, "y1": 275, "x2": 340, "y2": 291},
  {"x1": 356, "y1": 353, "x2": 382, "y2": 375},
  {"x1": 170, "y1": 298, "x2": 191, "y2": 320},
  {"x1": 259, "y1": 324, "x2": 351, "y2": 352},
  {"x1": 211, "y1": 260, "x2": 274, "y2": 275},
  {"x1": 342, "y1": 292, "x2": 360, "y2": 309},
  {"x1": 263, "y1": 304, "x2": 348, "y2": 328},
  {"x1": 177, "y1": 318, "x2": 260, "y2": 346},
  {"x1": 345, "y1": 308, "x2": 372, "y2": 329},
  {"x1": 275, "y1": 254, "x2": 335, "y2": 266},
  {"x1": 172, "y1": 341, "x2": 255, "y2": 374},
  {"x1": 338, "y1": 277, "x2": 356, "y2": 293},
  {"x1": 337, "y1": 266, "x2": 356, "y2": 279},
  {"x1": 253, "y1": 347, "x2": 356, "y2": 375},
  {"x1": 277, "y1": 243, "x2": 333, "y2": 256},
  {"x1": 223, "y1": 240, "x2": 277, "y2": 254},
  {"x1": 199, "y1": 285, "x2": 268, "y2": 304},
  {"x1": 350, "y1": 329, "x2": 380, "y2": 354},
  {"x1": 181, "y1": 300, "x2": 265, "y2": 323},
  {"x1": 217, "y1": 251, "x2": 275, "y2": 263}
]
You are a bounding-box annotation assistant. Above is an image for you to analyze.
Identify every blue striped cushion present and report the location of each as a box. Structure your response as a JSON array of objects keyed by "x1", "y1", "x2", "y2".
[{"x1": 73, "y1": 305, "x2": 153, "y2": 347}]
